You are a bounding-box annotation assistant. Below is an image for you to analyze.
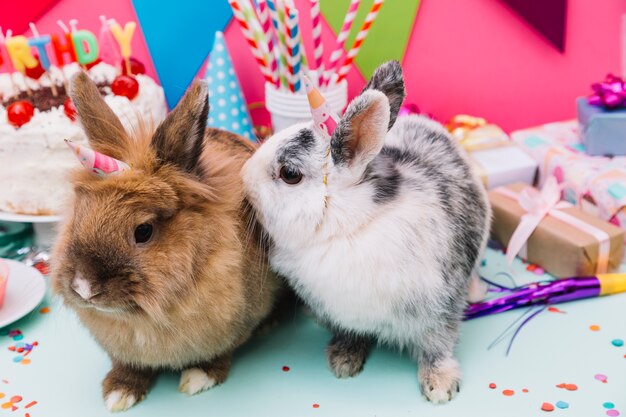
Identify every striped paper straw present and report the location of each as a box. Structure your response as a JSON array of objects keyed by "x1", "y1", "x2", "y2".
[
  {"x1": 240, "y1": 0, "x2": 278, "y2": 84},
  {"x1": 284, "y1": 5, "x2": 302, "y2": 92},
  {"x1": 267, "y1": 0, "x2": 290, "y2": 89},
  {"x1": 257, "y1": 0, "x2": 279, "y2": 87},
  {"x1": 322, "y1": 0, "x2": 360, "y2": 87},
  {"x1": 228, "y1": 0, "x2": 275, "y2": 85},
  {"x1": 335, "y1": 0, "x2": 384, "y2": 84},
  {"x1": 310, "y1": 0, "x2": 324, "y2": 84}
]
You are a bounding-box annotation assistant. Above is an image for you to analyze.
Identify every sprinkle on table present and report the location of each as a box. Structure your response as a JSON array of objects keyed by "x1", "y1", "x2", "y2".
[
  {"x1": 547, "y1": 307, "x2": 566, "y2": 314},
  {"x1": 565, "y1": 383, "x2": 578, "y2": 391},
  {"x1": 522, "y1": 388, "x2": 529, "y2": 393},
  {"x1": 604, "y1": 403, "x2": 616, "y2": 409},
  {"x1": 502, "y1": 389, "x2": 515, "y2": 396},
  {"x1": 541, "y1": 402, "x2": 555, "y2": 412},
  {"x1": 590, "y1": 325, "x2": 601, "y2": 331},
  {"x1": 488, "y1": 383, "x2": 496, "y2": 389},
  {"x1": 595, "y1": 374, "x2": 608, "y2": 383},
  {"x1": 282, "y1": 366, "x2": 290, "y2": 372},
  {"x1": 556, "y1": 401, "x2": 569, "y2": 409},
  {"x1": 611, "y1": 339, "x2": 624, "y2": 347},
  {"x1": 39, "y1": 307, "x2": 50, "y2": 314},
  {"x1": 24, "y1": 400, "x2": 37, "y2": 409},
  {"x1": 607, "y1": 410, "x2": 621, "y2": 417},
  {"x1": 312, "y1": 403, "x2": 320, "y2": 408}
]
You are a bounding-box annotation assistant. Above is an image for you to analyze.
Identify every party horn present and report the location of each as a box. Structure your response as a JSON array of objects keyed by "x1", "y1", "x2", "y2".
[{"x1": 465, "y1": 274, "x2": 626, "y2": 320}]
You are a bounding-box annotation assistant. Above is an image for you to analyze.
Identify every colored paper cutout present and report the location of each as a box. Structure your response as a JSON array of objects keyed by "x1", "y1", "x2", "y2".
[
  {"x1": 500, "y1": 0, "x2": 567, "y2": 51},
  {"x1": 132, "y1": 0, "x2": 232, "y2": 107},
  {"x1": 320, "y1": 0, "x2": 420, "y2": 78},
  {"x1": 206, "y1": 32, "x2": 255, "y2": 140}
]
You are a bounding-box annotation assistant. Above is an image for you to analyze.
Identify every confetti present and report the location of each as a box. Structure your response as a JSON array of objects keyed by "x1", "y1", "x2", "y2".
[
  {"x1": 489, "y1": 383, "x2": 497, "y2": 389},
  {"x1": 502, "y1": 389, "x2": 515, "y2": 396},
  {"x1": 39, "y1": 307, "x2": 50, "y2": 314},
  {"x1": 590, "y1": 325, "x2": 601, "y2": 331},
  {"x1": 312, "y1": 404, "x2": 320, "y2": 409},
  {"x1": 595, "y1": 374, "x2": 608, "y2": 383},
  {"x1": 282, "y1": 366, "x2": 290, "y2": 372},
  {"x1": 605, "y1": 403, "x2": 616, "y2": 409},
  {"x1": 556, "y1": 401, "x2": 569, "y2": 409},
  {"x1": 24, "y1": 401, "x2": 36, "y2": 409},
  {"x1": 611, "y1": 339, "x2": 624, "y2": 347},
  {"x1": 607, "y1": 410, "x2": 621, "y2": 417},
  {"x1": 541, "y1": 402, "x2": 555, "y2": 412}
]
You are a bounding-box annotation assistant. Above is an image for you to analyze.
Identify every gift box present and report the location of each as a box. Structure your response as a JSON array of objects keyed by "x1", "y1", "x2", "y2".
[
  {"x1": 0, "y1": 259, "x2": 8, "y2": 309},
  {"x1": 489, "y1": 181, "x2": 624, "y2": 278},
  {"x1": 577, "y1": 97, "x2": 626, "y2": 156},
  {"x1": 446, "y1": 115, "x2": 538, "y2": 189},
  {"x1": 511, "y1": 120, "x2": 626, "y2": 230}
]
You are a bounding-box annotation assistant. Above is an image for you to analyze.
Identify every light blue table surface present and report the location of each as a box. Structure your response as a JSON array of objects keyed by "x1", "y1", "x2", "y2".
[{"x1": 1, "y1": 248, "x2": 625, "y2": 417}]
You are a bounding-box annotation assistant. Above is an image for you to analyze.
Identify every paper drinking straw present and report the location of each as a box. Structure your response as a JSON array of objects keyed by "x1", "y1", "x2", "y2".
[
  {"x1": 284, "y1": 5, "x2": 302, "y2": 92},
  {"x1": 310, "y1": 0, "x2": 324, "y2": 84},
  {"x1": 228, "y1": 0, "x2": 275, "y2": 85},
  {"x1": 256, "y1": 0, "x2": 279, "y2": 87},
  {"x1": 335, "y1": 0, "x2": 384, "y2": 84},
  {"x1": 322, "y1": 0, "x2": 360, "y2": 87},
  {"x1": 267, "y1": 0, "x2": 290, "y2": 89},
  {"x1": 241, "y1": 0, "x2": 278, "y2": 85}
]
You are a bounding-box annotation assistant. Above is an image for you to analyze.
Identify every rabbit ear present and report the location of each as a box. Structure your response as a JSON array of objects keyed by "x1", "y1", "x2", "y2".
[
  {"x1": 69, "y1": 71, "x2": 129, "y2": 160},
  {"x1": 330, "y1": 90, "x2": 390, "y2": 167},
  {"x1": 361, "y1": 60, "x2": 405, "y2": 130},
  {"x1": 151, "y1": 80, "x2": 209, "y2": 174}
]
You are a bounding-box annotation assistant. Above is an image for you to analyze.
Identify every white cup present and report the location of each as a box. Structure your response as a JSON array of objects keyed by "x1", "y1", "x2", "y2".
[{"x1": 265, "y1": 78, "x2": 348, "y2": 132}]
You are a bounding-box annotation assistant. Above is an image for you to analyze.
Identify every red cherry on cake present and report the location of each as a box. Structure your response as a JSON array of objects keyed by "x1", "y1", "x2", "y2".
[
  {"x1": 63, "y1": 97, "x2": 77, "y2": 121},
  {"x1": 111, "y1": 75, "x2": 139, "y2": 100},
  {"x1": 7, "y1": 101, "x2": 35, "y2": 128},
  {"x1": 25, "y1": 56, "x2": 45, "y2": 80},
  {"x1": 121, "y1": 57, "x2": 146, "y2": 76},
  {"x1": 85, "y1": 58, "x2": 102, "y2": 70}
]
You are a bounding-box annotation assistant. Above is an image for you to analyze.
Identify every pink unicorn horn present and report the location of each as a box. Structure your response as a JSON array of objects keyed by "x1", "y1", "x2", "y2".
[
  {"x1": 303, "y1": 75, "x2": 340, "y2": 139},
  {"x1": 65, "y1": 139, "x2": 130, "y2": 177}
]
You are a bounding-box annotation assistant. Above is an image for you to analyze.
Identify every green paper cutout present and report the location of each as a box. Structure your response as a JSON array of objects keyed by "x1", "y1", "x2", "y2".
[{"x1": 320, "y1": 0, "x2": 420, "y2": 79}]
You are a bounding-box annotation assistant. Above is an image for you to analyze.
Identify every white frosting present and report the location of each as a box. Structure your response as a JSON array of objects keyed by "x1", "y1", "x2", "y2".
[{"x1": 0, "y1": 62, "x2": 167, "y2": 215}]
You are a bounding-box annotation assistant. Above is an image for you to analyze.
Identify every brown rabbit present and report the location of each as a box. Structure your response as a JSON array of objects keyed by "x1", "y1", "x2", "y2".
[{"x1": 51, "y1": 72, "x2": 281, "y2": 412}]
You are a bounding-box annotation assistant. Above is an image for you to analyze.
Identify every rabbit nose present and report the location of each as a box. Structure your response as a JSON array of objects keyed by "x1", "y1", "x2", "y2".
[{"x1": 71, "y1": 275, "x2": 93, "y2": 300}]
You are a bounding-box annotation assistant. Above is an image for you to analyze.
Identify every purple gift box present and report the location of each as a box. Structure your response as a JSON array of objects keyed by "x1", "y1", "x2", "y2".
[{"x1": 577, "y1": 97, "x2": 626, "y2": 156}]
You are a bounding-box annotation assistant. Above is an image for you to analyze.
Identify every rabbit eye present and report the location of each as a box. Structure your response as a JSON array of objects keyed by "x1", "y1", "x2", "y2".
[
  {"x1": 279, "y1": 166, "x2": 303, "y2": 185},
  {"x1": 134, "y1": 223, "x2": 153, "y2": 244}
]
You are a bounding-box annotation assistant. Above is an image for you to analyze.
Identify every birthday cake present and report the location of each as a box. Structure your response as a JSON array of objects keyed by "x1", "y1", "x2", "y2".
[{"x1": 0, "y1": 21, "x2": 167, "y2": 216}]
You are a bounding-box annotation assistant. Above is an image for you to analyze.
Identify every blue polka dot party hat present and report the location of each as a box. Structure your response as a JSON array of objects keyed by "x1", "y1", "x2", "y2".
[{"x1": 206, "y1": 31, "x2": 256, "y2": 141}]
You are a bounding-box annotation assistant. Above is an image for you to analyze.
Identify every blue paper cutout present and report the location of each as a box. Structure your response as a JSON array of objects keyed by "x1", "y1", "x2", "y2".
[{"x1": 132, "y1": 0, "x2": 232, "y2": 108}]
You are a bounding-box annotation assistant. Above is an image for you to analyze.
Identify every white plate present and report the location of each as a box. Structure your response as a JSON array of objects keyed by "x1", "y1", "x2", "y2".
[
  {"x1": 0, "y1": 259, "x2": 47, "y2": 328},
  {"x1": 0, "y1": 211, "x2": 62, "y2": 224}
]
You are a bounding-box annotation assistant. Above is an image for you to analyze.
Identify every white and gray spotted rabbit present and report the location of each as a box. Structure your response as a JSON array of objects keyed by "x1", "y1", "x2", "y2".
[{"x1": 242, "y1": 61, "x2": 490, "y2": 403}]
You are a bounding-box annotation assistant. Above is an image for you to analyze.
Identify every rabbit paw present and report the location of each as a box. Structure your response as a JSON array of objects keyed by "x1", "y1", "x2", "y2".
[
  {"x1": 419, "y1": 357, "x2": 461, "y2": 404},
  {"x1": 326, "y1": 332, "x2": 371, "y2": 378},
  {"x1": 104, "y1": 389, "x2": 138, "y2": 412},
  {"x1": 178, "y1": 368, "x2": 217, "y2": 396}
]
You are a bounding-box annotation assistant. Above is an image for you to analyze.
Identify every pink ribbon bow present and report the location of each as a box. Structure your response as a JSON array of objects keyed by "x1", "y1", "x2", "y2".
[{"x1": 495, "y1": 177, "x2": 610, "y2": 273}]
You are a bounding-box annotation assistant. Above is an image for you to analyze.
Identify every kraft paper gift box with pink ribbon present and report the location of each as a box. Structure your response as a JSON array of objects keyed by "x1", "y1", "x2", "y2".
[
  {"x1": 446, "y1": 115, "x2": 537, "y2": 189},
  {"x1": 511, "y1": 120, "x2": 626, "y2": 230},
  {"x1": 489, "y1": 179, "x2": 624, "y2": 278}
]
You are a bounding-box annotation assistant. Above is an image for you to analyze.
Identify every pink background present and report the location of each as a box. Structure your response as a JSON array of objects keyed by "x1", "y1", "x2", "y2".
[
  {"x1": 224, "y1": 0, "x2": 626, "y2": 131},
  {"x1": 14, "y1": 0, "x2": 626, "y2": 132}
]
